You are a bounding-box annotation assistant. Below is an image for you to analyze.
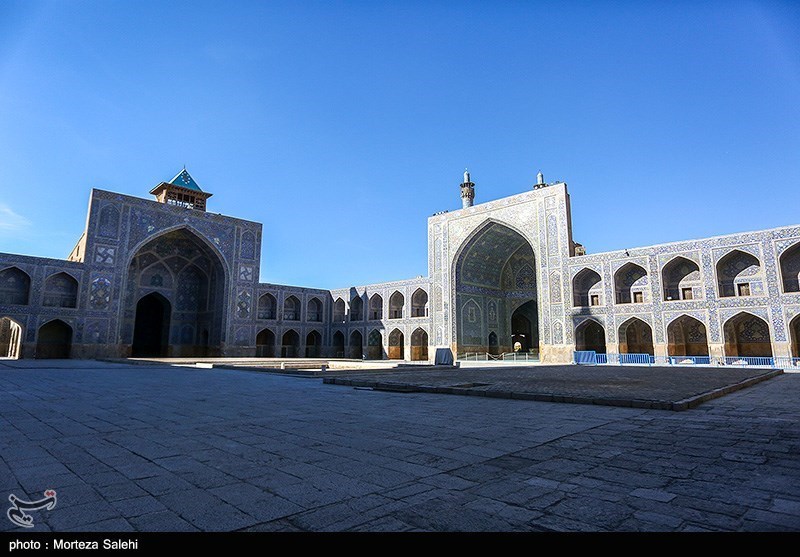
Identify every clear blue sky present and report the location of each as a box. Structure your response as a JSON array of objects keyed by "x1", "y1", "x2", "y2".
[{"x1": 1, "y1": 0, "x2": 798, "y2": 289}]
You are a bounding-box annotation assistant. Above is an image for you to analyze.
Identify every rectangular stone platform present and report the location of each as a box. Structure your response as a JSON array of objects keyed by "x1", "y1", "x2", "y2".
[{"x1": 323, "y1": 365, "x2": 783, "y2": 411}]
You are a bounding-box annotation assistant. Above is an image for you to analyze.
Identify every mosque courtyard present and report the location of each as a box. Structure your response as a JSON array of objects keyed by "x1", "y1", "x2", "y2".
[{"x1": 1, "y1": 359, "x2": 798, "y2": 532}]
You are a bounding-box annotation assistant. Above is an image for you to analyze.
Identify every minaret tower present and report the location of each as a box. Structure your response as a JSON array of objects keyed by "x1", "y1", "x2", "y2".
[
  {"x1": 535, "y1": 170, "x2": 545, "y2": 189},
  {"x1": 460, "y1": 169, "x2": 475, "y2": 209}
]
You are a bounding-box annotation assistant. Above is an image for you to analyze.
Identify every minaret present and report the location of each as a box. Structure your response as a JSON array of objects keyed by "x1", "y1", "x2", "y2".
[
  {"x1": 535, "y1": 170, "x2": 545, "y2": 189},
  {"x1": 460, "y1": 169, "x2": 475, "y2": 209}
]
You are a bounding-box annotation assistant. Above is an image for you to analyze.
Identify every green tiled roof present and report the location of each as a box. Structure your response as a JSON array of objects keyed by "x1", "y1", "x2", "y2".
[{"x1": 169, "y1": 168, "x2": 203, "y2": 192}]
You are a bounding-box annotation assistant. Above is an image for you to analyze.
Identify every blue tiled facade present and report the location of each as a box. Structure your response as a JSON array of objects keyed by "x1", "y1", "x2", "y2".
[{"x1": 1, "y1": 173, "x2": 799, "y2": 362}]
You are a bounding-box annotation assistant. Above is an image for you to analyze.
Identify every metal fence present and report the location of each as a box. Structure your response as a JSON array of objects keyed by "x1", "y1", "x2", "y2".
[
  {"x1": 619, "y1": 353, "x2": 655, "y2": 365},
  {"x1": 459, "y1": 352, "x2": 539, "y2": 362},
  {"x1": 501, "y1": 352, "x2": 539, "y2": 362},
  {"x1": 461, "y1": 351, "x2": 800, "y2": 369},
  {"x1": 574, "y1": 352, "x2": 800, "y2": 369}
]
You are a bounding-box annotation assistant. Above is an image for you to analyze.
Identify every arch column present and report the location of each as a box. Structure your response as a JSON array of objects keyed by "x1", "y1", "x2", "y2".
[
  {"x1": 773, "y1": 340, "x2": 792, "y2": 359},
  {"x1": 654, "y1": 342, "x2": 669, "y2": 359},
  {"x1": 708, "y1": 343, "x2": 725, "y2": 359}
]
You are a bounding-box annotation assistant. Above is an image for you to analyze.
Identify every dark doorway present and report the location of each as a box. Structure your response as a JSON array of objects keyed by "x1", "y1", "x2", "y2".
[
  {"x1": 349, "y1": 330, "x2": 363, "y2": 359},
  {"x1": 281, "y1": 330, "x2": 300, "y2": 357},
  {"x1": 256, "y1": 328, "x2": 275, "y2": 357},
  {"x1": 332, "y1": 331, "x2": 345, "y2": 357},
  {"x1": 575, "y1": 320, "x2": 606, "y2": 353},
  {"x1": 511, "y1": 301, "x2": 538, "y2": 352},
  {"x1": 306, "y1": 331, "x2": 322, "y2": 357},
  {"x1": 488, "y1": 331, "x2": 499, "y2": 355},
  {"x1": 36, "y1": 320, "x2": 72, "y2": 359},
  {"x1": 132, "y1": 293, "x2": 171, "y2": 357}
]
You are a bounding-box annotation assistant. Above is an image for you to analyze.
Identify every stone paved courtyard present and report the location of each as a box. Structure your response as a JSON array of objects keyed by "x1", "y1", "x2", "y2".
[{"x1": 1, "y1": 359, "x2": 799, "y2": 532}]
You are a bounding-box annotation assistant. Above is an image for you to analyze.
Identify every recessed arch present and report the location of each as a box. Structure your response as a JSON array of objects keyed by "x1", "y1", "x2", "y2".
[
  {"x1": 388, "y1": 328, "x2": 404, "y2": 360},
  {"x1": 717, "y1": 250, "x2": 761, "y2": 298},
  {"x1": 332, "y1": 330, "x2": 345, "y2": 358},
  {"x1": 124, "y1": 227, "x2": 227, "y2": 357},
  {"x1": 0, "y1": 316, "x2": 23, "y2": 359},
  {"x1": 723, "y1": 312, "x2": 772, "y2": 357},
  {"x1": 389, "y1": 291, "x2": 404, "y2": 319},
  {"x1": 281, "y1": 329, "x2": 300, "y2": 357},
  {"x1": 614, "y1": 263, "x2": 647, "y2": 304},
  {"x1": 305, "y1": 330, "x2": 322, "y2": 357},
  {"x1": 618, "y1": 317, "x2": 653, "y2": 355},
  {"x1": 662, "y1": 256, "x2": 700, "y2": 301},
  {"x1": 125, "y1": 224, "x2": 229, "y2": 269},
  {"x1": 350, "y1": 296, "x2": 363, "y2": 322},
  {"x1": 411, "y1": 288, "x2": 428, "y2": 317},
  {"x1": 572, "y1": 268, "x2": 602, "y2": 307},
  {"x1": 283, "y1": 295, "x2": 300, "y2": 321},
  {"x1": 789, "y1": 315, "x2": 800, "y2": 358},
  {"x1": 454, "y1": 221, "x2": 538, "y2": 354},
  {"x1": 410, "y1": 327, "x2": 428, "y2": 361},
  {"x1": 256, "y1": 328, "x2": 275, "y2": 357},
  {"x1": 779, "y1": 242, "x2": 800, "y2": 293},
  {"x1": 97, "y1": 204, "x2": 120, "y2": 238},
  {"x1": 42, "y1": 272, "x2": 79, "y2": 308},
  {"x1": 575, "y1": 319, "x2": 606, "y2": 353},
  {"x1": 369, "y1": 294, "x2": 383, "y2": 320},
  {"x1": 488, "y1": 331, "x2": 499, "y2": 355},
  {"x1": 36, "y1": 319, "x2": 72, "y2": 359},
  {"x1": 451, "y1": 218, "x2": 537, "y2": 271},
  {"x1": 0, "y1": 266, "x2": 31, "y2": 305},
  {"x1": 333, "y1": 298, "x2": 346, "y2": 323},
  {"x1": 349, "y1": 330, "x2": 363, "y2": 359},
  {"x1": 307, "y1": 297, "x2": 323, "y2": 322},
  {"x1": 666, "y1": 315, "x2": 709, "y2": 357},
  {"x1": 367, "y1": 329, "x2": 383, "y2": 360},
  {"x1": 257, "y1": 293, "x2": 277, "y2": 320}
]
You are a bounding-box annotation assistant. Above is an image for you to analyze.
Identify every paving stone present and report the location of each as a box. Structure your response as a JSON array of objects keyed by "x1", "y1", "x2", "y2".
[
  {"x1": 547, "y1": 496, "x2": 633, "y2": 529},
  {"x1": 419, "y1": 473, "x2": 477, "y2": 490},
  {"x1": 630, "y1": 488, "x2": 677, "y2": 503},
  {"x1": 109, "y1": 496, "x2": 168, "y2": 518},
  {"x1": 64, "y1": 517, "x2": 134, "y2": 532},
  {"x1": 742, "y1": 508, "x2": 800, "y2": 529},
  {"x1": 770, "y1": 498, "x2": 800, "y2": 517},
  {"x1": 46, "y1": 500, "x2": 122, "y2": 530},
  {"x1": 2, "y1": 362, "x2": 800, "y2": 532},
  {"x1": 128, "y1": 511, "x2": 198, "y2": 532}
]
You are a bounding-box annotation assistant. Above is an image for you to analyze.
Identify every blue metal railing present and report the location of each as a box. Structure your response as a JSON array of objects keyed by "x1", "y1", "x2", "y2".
[
  {"x1": 667, "y1": 356, "x2": 711, "y2": 365},
  {"x1": 774, "y1": 357, "x2": 800, "y2": 368},
  {"x1": 723, "y1": 356, "x2": 775, "y2": 367},
  {"x1": 619, "y1": 353, "x2": 654, "y2": 365},
  {"x1": 574, "y1": 350, "x2": 598, "y2": 365},
  {"x1": 462, "y1": 351, "x2": 797, "y2": 368},
  {"x1": 573, "y1": 352, "x2": 787, "y2": 368}
]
